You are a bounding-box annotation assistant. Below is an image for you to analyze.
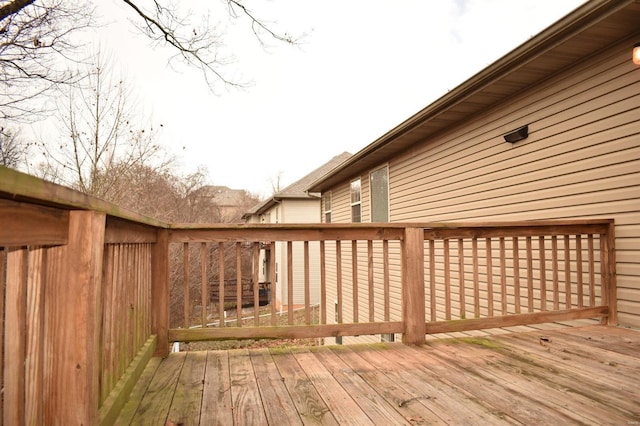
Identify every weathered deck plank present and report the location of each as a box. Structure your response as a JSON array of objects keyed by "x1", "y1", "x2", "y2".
[
  {"x1": 248, "y1": 348, "x2": 303, "y2": 425},
  {"x1": 199, "y1": 351, "x2": 232, "y2": 426},
  {"x1": 350, "y1": 343, "x2": 515, "y2": 425},
  {"x1": 405, "y1": 344, "x2": 561, "y2": 425},
  {"x1": 228, "y1": 349, "x2": 267, "y2": 425},
  {"x1": 328, "y1": 345, "x2": 447, "y2": 424},
  {"x1": 166, "y1": 352, "x2": 206, "y2": 425},
  {"x1": 312, "y1": 346, "x2": 411, "y2": 425},
  {"x1": 130, "y1": 352, "x2": 185, "y2": 424},
  {"x1": 292, "y1": 348, "x2": 373, "y2": 425},
  {"x1": 428, "y1": 336, "x2": 629, "y2": 425},
  {"x1": 114, "y1": 357, "x2": 162, "y2": 426},
  {"x1": 117, "y1": 325, "x2": 640, "y2": 425},
  {"x1": 271, "y1": 349, "x2": 337, "y2": 424}
]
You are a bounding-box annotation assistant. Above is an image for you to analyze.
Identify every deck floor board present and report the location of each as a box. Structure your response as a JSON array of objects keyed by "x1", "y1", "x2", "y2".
[{"x1": 118, "y1": 325, "x2": 640, "y2": 425}]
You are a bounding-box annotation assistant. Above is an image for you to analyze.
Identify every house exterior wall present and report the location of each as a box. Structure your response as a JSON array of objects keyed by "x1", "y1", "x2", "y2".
[
  {"x1": 279, "y1": 198, "x2": 323, "y2": 308},
  {"x1": 259, "y1": 198, "x2": 324, "y2": 309},
  {"x1": 325, "y1": 38, "x2": 640, "y2": 330}
]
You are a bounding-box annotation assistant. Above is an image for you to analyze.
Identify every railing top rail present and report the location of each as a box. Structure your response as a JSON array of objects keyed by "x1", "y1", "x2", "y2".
[
  {"x1": 168, "y1": 220, "x2": 614, "y2": 243},
  {"x1": 170, "y1": 218, "x2": 613, "y2": 230},
  {"x1": 0, "y1": 166, "x2": 168, "y2": 228}
]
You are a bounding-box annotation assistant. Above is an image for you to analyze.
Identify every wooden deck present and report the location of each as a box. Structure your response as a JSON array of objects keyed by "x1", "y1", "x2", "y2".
[{"x1": 116, "y1": 324, "x2": 639, "y2": 425}]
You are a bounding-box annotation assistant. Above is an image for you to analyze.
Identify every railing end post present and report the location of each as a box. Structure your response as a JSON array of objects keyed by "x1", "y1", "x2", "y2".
[
  {"x1": 402, "y1": 226, "x2": 426, "y2": 345},
  {"x1": 152, "y1": 228, "x2": 170, "y2": 357}
]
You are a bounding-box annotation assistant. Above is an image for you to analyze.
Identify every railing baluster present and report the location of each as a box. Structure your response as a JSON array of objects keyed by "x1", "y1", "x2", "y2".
[
  {"x1": 552, "y1": 235, "x2": 559, "y2": 310},
  {"x1": 201, "y1": 242, "x2": 207, "y2": 328},
  {"x1": 600, "y1": 233, "x2": 607, "y2": 314},
  {"x1": 352, "y1": 240, "x2": 358, "y2": 323},
  {"x1": 253, "y1": 242, "x2": 260, "y2": 326},
  {"x1": 218, "y1": 242, "x2": 225, "y2": 327},
  {"x1": 564, "y1": 235, "x2": 571, "y2": 309},
  {"x1": 526, "y1": 236, "x2": 533, "y2": 313},
  {"x1": 368, "y1": 240, "x2": 374, "y2": 323},
  {"x1": 26, "y1": 246, "x2": 46, "y2": 425},
  {"x1": 336, "y1": 241, "x2": 342, "y2": 324},
  {"x1": 429, "y1": 239, "x2": 436, "y2": 322},
  {"x1": 384, "y1": 239, "x2": 391, "y2": 322},
  {"x1": 269, "y1": 242, "x2": 276, "y2": 326},
  {"x1": 458, "y1": 238, "x2": 465, "y2": 320},
  {"x1": 304, "y1": 241, "x2": 311, "y2": 325},
  {"x1": 183, "y1": 242, "x2": 190, "y2": 329},
  {"x1": 500, "y1": 237, "x2": 507, "y2": 315},
  {"x1": 0, "y1": 248, "x2": 4, "y2": 419},
  {"x1": 486, "y1": 238, "x2": 494, "y2": 317},
  {"x1": 5, "y1": 247, "x2": 27, "y2": 424},
  {"x1": 320, "y1": 240, "x2": 326, "y2": 325},
  {"x1": 287, "y1": 241, "x2": 294, "y2": 325},
  {"x1": 539, "y1": 236, "x2": 546, "y2": 311},
  {"x1": 588, "y1": 234, "x2": 595, "y2": 307},
  {"x1": 576, "y1": 235, "x2": 583, "y2": 308},
  {"x1": 444, "y1": 239, "x2": 451, "y2": 320},
  {"x1": 472, "y1": 237, "x2": 479, "y2": 318},
  {"x1": 236, "y1": 242, "x2": 242, "y2": 327},
  {"x1": 513, "y1": 237, "x2": 521, "y2": 314}
]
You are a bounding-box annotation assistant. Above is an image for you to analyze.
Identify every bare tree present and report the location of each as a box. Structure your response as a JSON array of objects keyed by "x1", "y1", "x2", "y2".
[
  {"x1": 121, "y1": 0, "x2": 299, "y2": 89},
  {"x1": 38, "y1": 51, "x2": 169, "y2": 198},
  {"x1": 0, "y1": 0, "x2": 299, "y2": 122},
  {"x1": 0, "y1": 127, "x2": 29, "y2": 168},
  {"x1": 0, "y1": 0, "x2": 95, "y2": 121},
  {"x1": 270, "y1": 170, "x2": 284, "y2": 194}
]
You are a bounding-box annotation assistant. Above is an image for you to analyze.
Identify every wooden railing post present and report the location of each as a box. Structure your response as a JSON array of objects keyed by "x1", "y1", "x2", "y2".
[
  {"x1": 48, "y1": 210, "x2": 105, "y2": 424},
  {"x1": 152, "y1": 228, "x2": 170, "y2": 357},
  {"x1": 402, "y1": 227, "x2": 426, "y2": 345},
  {"x1": 603, "y1": 221, "x2": 618, "y2": 325}
]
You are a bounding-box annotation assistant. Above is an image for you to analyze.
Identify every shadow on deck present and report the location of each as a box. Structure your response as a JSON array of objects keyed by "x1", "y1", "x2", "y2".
[{"x1": 117, "y1": 324, "x2": 640, "y2": 425}]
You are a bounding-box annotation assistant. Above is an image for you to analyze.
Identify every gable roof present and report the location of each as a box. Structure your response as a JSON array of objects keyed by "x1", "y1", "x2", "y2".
[
  {"x1": 243, "y1": 151, "x2": 352, "y2": 218},
  {"x1": 308, "y1": 0, "x2": 640, "y2": 192}
]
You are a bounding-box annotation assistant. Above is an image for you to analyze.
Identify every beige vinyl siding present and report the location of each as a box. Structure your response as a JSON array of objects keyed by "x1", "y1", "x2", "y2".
[
  {"x1": 329, "y1": 182, "x2": 353, "y2": 223},
  {"x1": 385, "y1": 39, "x2": 639, "y2": 328},
  {"x1": 271, "y1": 199, "x2": 325, "y2": 307},
  {"x1": 284, "y1": 199, "x2": 321, "y2": 306},
  {"x1": 280, "y1": 199, "x2": 320, "y2": 223},
  {"x1": 323, "y1": 179, "x2": 402, "y2": 344}
]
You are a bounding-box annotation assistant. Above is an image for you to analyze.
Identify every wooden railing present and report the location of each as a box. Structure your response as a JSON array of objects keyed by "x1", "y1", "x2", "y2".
[
  {"x1": 166, "y1": 220, "x2": 617, "y2": 346},
  {"x1": 0, "y1": 168, "x2": 168, "y2": 425},
  {"x1": 0, "y1": 166, "x2": 617, "y2": 425}
]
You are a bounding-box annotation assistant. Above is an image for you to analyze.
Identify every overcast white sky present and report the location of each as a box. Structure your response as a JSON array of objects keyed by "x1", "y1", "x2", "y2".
[{"x1": 78, "y1": 0, "x2": 586, "y2": 198}]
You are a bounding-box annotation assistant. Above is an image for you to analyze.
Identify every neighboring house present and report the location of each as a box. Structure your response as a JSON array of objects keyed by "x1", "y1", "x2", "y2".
[
  {"x1": 243, "y1": 152, "x2": 352, "y2": 311},
  {"x1": 308, "y1": 0, "x2": 640, "y2": 337},
  {"x1": 195, "y1": 185, "x2": 257, "y2": 222}
]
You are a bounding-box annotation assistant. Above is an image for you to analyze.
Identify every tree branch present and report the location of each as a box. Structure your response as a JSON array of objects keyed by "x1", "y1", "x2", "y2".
[{"x1": 0, "y1": 0, "x2": 35, "y2": 22}]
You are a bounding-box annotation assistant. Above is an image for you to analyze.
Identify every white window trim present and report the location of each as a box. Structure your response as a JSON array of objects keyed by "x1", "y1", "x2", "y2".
[
  {"x1": 350, "y1": 178, "x2": 362, "y2": 223},
  {"x1": 323, "y1": 191, "x2": 332, "y2": 223}
]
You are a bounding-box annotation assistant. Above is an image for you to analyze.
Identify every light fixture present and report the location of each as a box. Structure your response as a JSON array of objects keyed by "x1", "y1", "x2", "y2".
[
  {"x1": 633, "y1": 43, "x2": 640, "y2": 65},
  {"x1": 503, "y1": 125, "x2": 529, "y2": 143}
]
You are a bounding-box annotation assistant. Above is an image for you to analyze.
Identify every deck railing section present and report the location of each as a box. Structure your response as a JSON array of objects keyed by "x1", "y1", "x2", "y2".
[
  {"x1": 166, "y1": 225, "x2": 406, "y2": 344},
  {"x1": 165, "y1": 220, "x2": 617, "y2": 346},
  {"x1": 420, "y1": 221, "x2": 617, "y2": 335},
  {"x1": 0, "y1": 196, "x2": 162, "y2": 424}
]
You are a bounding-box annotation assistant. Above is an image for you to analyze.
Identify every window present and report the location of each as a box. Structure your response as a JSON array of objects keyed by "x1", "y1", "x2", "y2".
[
  {"x1": 322, "y1": 192, "x2": 332, "y2": 223},
  {"x1": 350, "y1": 178, "x2": 361, "y2": 223},
  {"x1": 370, "y1": 166, "x2": 389, "y2": 222}
]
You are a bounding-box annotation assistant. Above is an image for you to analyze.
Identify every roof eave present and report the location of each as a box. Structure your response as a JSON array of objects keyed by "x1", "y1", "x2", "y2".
[{"x1": 307, "y1": 0, "x2": 635, "y2": 192}]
